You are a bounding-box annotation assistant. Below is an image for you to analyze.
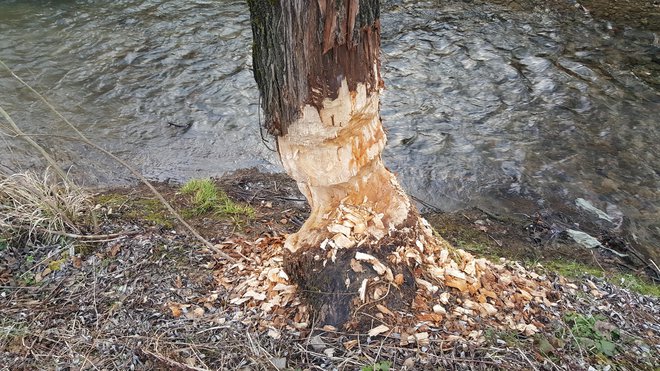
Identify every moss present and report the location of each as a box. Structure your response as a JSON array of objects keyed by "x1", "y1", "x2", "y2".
[
  {"x1": 125, "y1": 198, "x2": 173, "y2": 229},
  {"x1": 47, "y1": 258, "x2": 66, "y2": 271},
  {"x1": 95, "y1": 193, "x2": 130, "y2": 208},
  {"x1": 541, "y1": 259, "x2": 604, "y2": 279},
  {"x1": 0, "y1": 320, "x2": 29, "y2": 340}
]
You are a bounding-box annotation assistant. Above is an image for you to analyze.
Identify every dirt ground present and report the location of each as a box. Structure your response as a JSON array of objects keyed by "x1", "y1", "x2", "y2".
[{"x1": 1, "y1": 169, "x2": 658, "y2": 370}]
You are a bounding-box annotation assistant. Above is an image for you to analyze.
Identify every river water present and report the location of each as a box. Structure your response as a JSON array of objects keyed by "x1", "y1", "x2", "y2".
[{"x1": 0, "y1": 0, "x2": 658, "y2": 261}]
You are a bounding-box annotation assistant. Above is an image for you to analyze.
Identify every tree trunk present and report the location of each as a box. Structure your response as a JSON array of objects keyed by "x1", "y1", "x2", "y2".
[{"x1": 247, "y1": 0, "x2": 445, "y2": 328}]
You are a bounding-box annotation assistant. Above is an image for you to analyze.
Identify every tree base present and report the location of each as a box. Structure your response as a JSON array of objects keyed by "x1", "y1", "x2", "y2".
[{"x1": 284, "y1": 211, "x2": 438, "y2": 329}]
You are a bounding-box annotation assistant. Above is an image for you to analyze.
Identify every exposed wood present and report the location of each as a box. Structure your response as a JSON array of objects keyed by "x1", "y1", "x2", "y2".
[{"x1": 248, "y1": 0, "x2": 437, "y2": 326}]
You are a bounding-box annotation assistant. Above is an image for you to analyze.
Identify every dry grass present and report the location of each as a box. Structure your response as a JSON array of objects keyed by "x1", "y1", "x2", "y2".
[{"x1": 0, "y1": 169, "x2": 92, "y2": 245}]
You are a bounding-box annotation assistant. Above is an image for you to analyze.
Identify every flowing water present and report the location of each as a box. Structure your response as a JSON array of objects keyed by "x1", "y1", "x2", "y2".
[{"x1": 0, "y1": 0, "x2": 658, "y2": 260}]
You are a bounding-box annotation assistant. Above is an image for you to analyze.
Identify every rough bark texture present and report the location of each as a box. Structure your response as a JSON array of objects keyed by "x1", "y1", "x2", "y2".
[{"x1": 247, "y1": 0, "x2": 381, "y2": 136}]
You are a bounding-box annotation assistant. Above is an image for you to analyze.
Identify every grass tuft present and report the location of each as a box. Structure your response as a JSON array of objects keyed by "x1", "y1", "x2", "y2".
[
  {"x1": 180, "y1": 178, "x2": 254, "y2": 219},
  {"x1": 0, "y1": 169, "x2": 92, "y2": 245}
]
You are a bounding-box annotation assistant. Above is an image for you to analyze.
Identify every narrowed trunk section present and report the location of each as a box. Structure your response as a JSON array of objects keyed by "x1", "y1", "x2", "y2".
[{"x1": 248, "y1": 0, "x2": 436, "y2": 327}]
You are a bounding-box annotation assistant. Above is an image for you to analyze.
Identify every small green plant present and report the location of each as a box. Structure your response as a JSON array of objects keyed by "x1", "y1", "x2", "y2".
[
  {"x1": 18, "y1": 271, "x2": 35, "y2": 286},
  {"x1": 181, "y1": 179, "x2": 254, "y2": 219},
  {"x1": 181, "y1": 179, "x2": 219, "y2": 215},
  {"x1": 562, "y1": 312, "x2": 619, "y2": 357},
  {"x1": 361, "y1": 361, "x2": 391, "y2": 371},
  {"x1": 612, "y1": 273, "x2": 660, "y2": 297}
]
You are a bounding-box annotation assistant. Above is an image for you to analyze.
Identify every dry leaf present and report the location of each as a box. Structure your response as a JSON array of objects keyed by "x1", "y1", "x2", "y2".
[
  {"x1": 243, "y1": 290, "x2": 267, "y2": 301},
  {"x1": 373, "y1": 287, "x2": 384, "y2": 300},
  {"x1": 480, "y1": 302, "x2": 498, "y2": 316},
  {"x1": 322, "y1": 325, "x2": 337, "y2": 332},
  {"x1": 109, "y1": 244, "x2": 121, "y2": 257},
  {"x1": 168, "y1": 302, "x2": 183, "y2": 318},
  {"x1": 186, "y1": 306, "x2": 205, "y2": 319}
]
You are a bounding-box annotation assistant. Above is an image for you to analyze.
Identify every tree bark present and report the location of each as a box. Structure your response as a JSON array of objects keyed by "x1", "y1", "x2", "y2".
[{"x1": 247, "y1": 0, "x2": 444, "y2": 328}]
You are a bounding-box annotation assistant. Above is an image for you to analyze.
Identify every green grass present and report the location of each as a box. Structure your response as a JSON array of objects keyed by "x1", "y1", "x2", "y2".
[
  {"x1": 539, "y1": 259, "x2": 659, "y2": 297},
  {"x1": 180, "y1": 178, "x2": 254, "y2": 219},
  {"x1": 611, "y1": 273, "x2": 660, "y2": 297},
  {"x1": 542, "y1": 259, "x2": 604, "y2": 279}
]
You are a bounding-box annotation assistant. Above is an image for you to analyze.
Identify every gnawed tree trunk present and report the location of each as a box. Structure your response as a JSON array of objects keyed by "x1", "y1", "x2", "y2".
[{"x1": 247, "y1": 0, "x2": 448, "y2": 327}]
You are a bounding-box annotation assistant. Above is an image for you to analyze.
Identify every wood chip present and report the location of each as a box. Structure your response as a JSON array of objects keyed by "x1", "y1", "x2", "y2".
[
  {"x1": 445, "y1": 267, "x2": 467, "y2": 280},
  {"x1": 414, "y1": 332, "x2": 430, "y2": 346},
  {"x1": 368, "y1": 324, "x2": 389, "y2": 337},
  {"x1": 445, "y1": 276, "x2": 468, "y2": 292},
  {"x1": 376, "y1": 304, "x2": 395, "y2": 317},
  {"x1": 359, "y1": 279, "x2": 368, "y2": 303},
  {"x1": 333, "y1": 233, "x2": 355, "y2": 249},
  {"x1": 343, "y1": 339, "x2": 358, "y2": 350},
  {"x1": 415, "y1": 278, "x2": 439, "y2": 294},
  {"x1": 394, "y1": 273, "x2": 404, "y2": 286},
  {"x1": 350, "y1": 259, "x2": 364, "y2": 273},
  {"x1": 328, "y1": 223, "x2": 352, "y2": 236},
  {"x1": 432, "y1": 304, "x2": 447, "y2": 314},
  {"x1": 355, "y1": 252, "x2": 377, "y2": 261}
]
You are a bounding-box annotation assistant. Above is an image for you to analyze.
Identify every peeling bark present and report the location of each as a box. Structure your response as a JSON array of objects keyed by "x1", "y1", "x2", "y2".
[
  {"x1": 247, "y1": 0, "x2": 381, "y2": 135},
  {"x1": 248, "y1": 0, "x2": 440, "y2": 327}
]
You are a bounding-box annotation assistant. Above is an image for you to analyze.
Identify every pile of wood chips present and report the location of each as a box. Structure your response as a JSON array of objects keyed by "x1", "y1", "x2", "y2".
[{"x1": 210, "y1": 216, "x2": 563, "y2": 347}]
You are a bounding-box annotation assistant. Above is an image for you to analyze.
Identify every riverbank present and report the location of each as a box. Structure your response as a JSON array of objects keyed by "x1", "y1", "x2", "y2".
[{"x1": 1, "y1": 169, "x2": 658, "y2": 370}]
